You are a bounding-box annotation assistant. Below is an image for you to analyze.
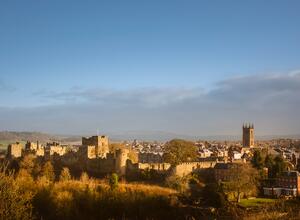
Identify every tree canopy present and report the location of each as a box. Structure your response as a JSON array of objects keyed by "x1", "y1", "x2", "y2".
[
  {"x1": 222, "y1": 163, "x2": 259, "y2": 203},
  {"x1": 163, "y1": 139, "x2": 198, "y2": 166},
  {"x1": 251, "y1": 150, "x2": 264, "y2": 169}
]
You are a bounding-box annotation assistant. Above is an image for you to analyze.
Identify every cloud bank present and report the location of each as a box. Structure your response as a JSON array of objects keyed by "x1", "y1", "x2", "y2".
[{"x1": 0, "y1": 71, "x2": 300, "y2": 137}]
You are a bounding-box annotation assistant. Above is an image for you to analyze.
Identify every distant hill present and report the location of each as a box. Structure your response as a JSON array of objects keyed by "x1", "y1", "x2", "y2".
[
  {"x1": 0, "y1": 130, "x2": 299, "y2": 144},
  {"x1": 0, "y1": 131, "x2": 59, "y2": 143}
]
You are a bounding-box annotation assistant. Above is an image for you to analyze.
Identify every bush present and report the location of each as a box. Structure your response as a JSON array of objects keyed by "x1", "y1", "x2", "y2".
[
  {"x1": 165, "y1": 174, "x2": 188, "y2": 192},
  {"x1": 59, "y1": 167, "x2": 71, "y2": 182},
  {"x1": 109, "y1": 173, "x2": 119, "y2": 190}
]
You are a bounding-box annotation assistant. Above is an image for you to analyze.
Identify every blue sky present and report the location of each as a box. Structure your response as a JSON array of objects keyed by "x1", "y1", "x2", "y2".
[{"x1": 0, "y1": 1, "x2": 300, "y2": 137}]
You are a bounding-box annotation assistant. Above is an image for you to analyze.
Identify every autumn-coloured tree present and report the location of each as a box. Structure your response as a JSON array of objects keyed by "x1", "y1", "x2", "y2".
[
  {"x1": 59, "y1": 167, "x2": 72, "y2": 181},
  {"x1": 41, "y1": 161, "x2": 55, "y2": 182}
]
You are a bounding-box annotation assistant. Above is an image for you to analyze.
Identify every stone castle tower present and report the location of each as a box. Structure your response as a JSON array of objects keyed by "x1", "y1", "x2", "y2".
[
  {"x1": 243, "y1": 123, "x2": 254, "y2": 148},
  {"x1": 115, "y1": 149, "x2": 129, "y2": 176},
  {"x1": 82, "y1": 135, "x2": 109, "y2": 158}
]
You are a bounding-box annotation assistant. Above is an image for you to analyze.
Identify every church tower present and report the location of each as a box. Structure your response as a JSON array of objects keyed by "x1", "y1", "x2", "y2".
[{"x1": 243, "y1": 123, "x2": 254, "y2": 148}]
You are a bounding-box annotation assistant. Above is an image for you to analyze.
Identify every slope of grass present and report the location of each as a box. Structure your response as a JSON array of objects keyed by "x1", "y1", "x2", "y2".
[{"x1": 239, "y1": 198, "x2": 276, "y2": 208}]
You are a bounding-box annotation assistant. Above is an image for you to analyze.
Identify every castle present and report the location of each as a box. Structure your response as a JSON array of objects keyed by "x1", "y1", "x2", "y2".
[
  {"x1": 79, "y1": 135, "x2": 219, "y2": 177},
  {"x1": 243, "y1": 123, "x2": 254, "y2": 148},
  {"x1": 4, "y1": 134, "x2": 227, "y2": 177},
  {"x1": 82, "y1": 135, "x2": 109, "y2": 159}
]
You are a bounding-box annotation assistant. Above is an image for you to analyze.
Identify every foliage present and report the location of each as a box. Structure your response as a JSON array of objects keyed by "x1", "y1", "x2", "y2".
[
  {"x1": 20, "y1": 154, "x2": 41, "y2": 178},
  {"x1": 165, "y1": 174, "x2": 188, "y2": 192},
  {"x1": 80, "y1": 172, "x2": 89, "y2": 183},
  {"x1": 0, "y1": 166, "x2": 33, "y2": 220},
  {"x1": 201, "y1": 183, "x2": 227, "y2": 208},
  {"x1": 128, "y1": 150, "x2": 138, "y2": 163},
  {"x1": 20, "y1": 155, "x2": 35, "y2": 173},
  {"x1": 109, "y1": 173, "x2": 119, "y2": 190},
  {"x1": 163, "y1": 139, "x2": 198, "y2": 166},
  {"x1": 273, "y1": 156, "x2": 287, "y2": 177},
  {"x1": 251, "y1": 150, "x2": 264, "y2": 169},
  {"x1": 59, "y1": 167, "x2": 72, "y2": 182},
  {"x1": 222, "y1": 163, "x2": 259, "y2": 203},
  {"x1": 41, "y1": 161, "x2": 55, "y2": 182}
]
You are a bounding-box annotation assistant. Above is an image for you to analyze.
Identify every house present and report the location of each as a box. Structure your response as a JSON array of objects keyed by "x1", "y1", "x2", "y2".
[
  {"x1": 263, "y1": 171, "x2": 300, "y2": 197},
  {"x1": 231, "y1": 151, "x2": 242, "y2": 160}
]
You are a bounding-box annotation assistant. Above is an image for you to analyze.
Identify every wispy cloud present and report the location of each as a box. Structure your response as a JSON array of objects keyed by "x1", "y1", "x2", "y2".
[
  {"x1": 1, "y1": 71, "x2": 300, "y2": 136},
  {"x1": 35, "y1": 86, "x2": 204, "y2": 107}
]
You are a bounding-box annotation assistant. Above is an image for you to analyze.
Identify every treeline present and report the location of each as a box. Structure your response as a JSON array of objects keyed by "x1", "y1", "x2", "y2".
[{"x1": 2, "y1": 154, "x2": 233, "y2": 220}]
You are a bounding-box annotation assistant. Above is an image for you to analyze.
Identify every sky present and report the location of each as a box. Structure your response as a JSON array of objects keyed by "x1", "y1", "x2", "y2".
[{"x1": 0, "y1": 0, "x2": 300, "y2": 137}]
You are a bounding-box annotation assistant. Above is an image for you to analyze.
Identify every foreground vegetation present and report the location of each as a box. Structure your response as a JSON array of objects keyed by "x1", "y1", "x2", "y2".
[{"x1": 1, "y1": 149, "x2": 300, "y2": 219}]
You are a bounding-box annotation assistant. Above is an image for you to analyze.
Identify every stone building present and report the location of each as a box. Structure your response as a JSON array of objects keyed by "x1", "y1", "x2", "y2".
[
  {"x1": 263, "y1": 171, "x2": 300, "y2": 197},
  {"x1": 25, "y1": 141, "x2": 45, "y2": 156},
  {"x1": 115, "y1": 149, "x2": 129, "y2": 176},
  {"x1": 45, "y1": 142, "x2": 67, "y2": 157},
  {"x1": 173, "y1": 160, "x2": 218, "y2": 176},
  {"x1": 127, "y1": 158, "x2": 220, "y2": 177},
  {"x1": 243, "y1": 123, "x2": 254, "y2": 148},
  {"x1": 82, "y1": 135, "x2": 109, "y2": 158},
  {"x1": 25, "y1": 141, "x2": 39, "y2": 151},
  {"x1": 7, "y1": 142, "x2": 22, "y2": 158}
]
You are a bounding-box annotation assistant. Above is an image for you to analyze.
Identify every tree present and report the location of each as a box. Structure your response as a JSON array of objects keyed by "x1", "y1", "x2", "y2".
[
  {"x1": 273, "y1": 156, "x2": 287, "y2": 177},
  {"x1": 109, "y1": 173, "x2": 119, "y2": 190},
  {"x1": 41, "y1": 161, "x2": 55, "y2": 182},
  {"x1": 128, "y1": 150, "x2": 138, "y2": 163},
  {"x1": 222, "y1": 163, "x2": 258, "y2": 203},
  {"x1": 59, "y1": 167, "x2": 71, "y2": 182},
  {"x1": 251, "y1": 150, "x2": 264, "y2": 169},
  {"x1": 20, "y1": 154, "x2": 35, "y2": 174},
  {"x1": 264, "y1": 154, "x2": 275, "y2": 178},
  {"x1": 201, "y1": 183, "x2": 227, "y2": 208},
  {"x1": 165, "y1": 174, "x2": 188, "y2": 192},
  {"x1": 0, "y1": 166, "x2": 33, "y2": 220},
  {"x1": 19, "y1": 154, "x2": 41, "y2": 178},
  {"x1": 163, "y1": 139, "x2": 198, "y2": 166},
  {"x1": 80, "y1": 172, "x2": 89, "y2": 183}
]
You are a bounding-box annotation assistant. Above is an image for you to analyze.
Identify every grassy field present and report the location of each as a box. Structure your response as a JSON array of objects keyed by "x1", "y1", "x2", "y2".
[{"x1": 239, "y1": 198, "x2": 277, "y2": 208}]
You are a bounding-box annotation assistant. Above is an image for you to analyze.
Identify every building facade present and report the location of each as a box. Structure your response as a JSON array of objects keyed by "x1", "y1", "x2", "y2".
[
  {"x1": 263, "y1": 171, "x2": 300, "y2": 197},
  {"x1": 82, "y1": 135, "x2": 109, "y2": 158},
  {"x1": 7, "y1": 142, "x2": 22, "y2": 158},
  {"x1": 243, "y1": 123, "x2": 254, "y2": 148}
]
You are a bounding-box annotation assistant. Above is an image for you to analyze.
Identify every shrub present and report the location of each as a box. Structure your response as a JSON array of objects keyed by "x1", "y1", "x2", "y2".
[
  {"x1": 109, "y1": 173, "x2": 119, "y2": 190},
  {"x1": 59, "y1": 167, "x2": 71, "y2": 182}
]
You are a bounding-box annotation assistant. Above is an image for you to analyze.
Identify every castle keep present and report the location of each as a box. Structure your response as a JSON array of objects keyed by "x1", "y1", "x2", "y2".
[
  {"x1": 7, "y1": 142, "x2": 22, "y2": 158},
  {"x1": 82, "y1": 135, "x2": 109, "y2": 158},
  {"x1": 243, "y1": 123, "x2": 254, "y2": 148}
]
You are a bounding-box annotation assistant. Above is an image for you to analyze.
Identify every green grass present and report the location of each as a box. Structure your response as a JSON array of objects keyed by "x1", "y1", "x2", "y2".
[{"x1": 239, "y1": 198, "x2": 277, "y2": 208}]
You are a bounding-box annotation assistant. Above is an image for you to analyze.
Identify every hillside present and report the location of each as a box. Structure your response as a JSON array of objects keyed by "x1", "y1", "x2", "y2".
[{"x1": 0, "y1": 131, "x2": 59, "y2": 143}]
